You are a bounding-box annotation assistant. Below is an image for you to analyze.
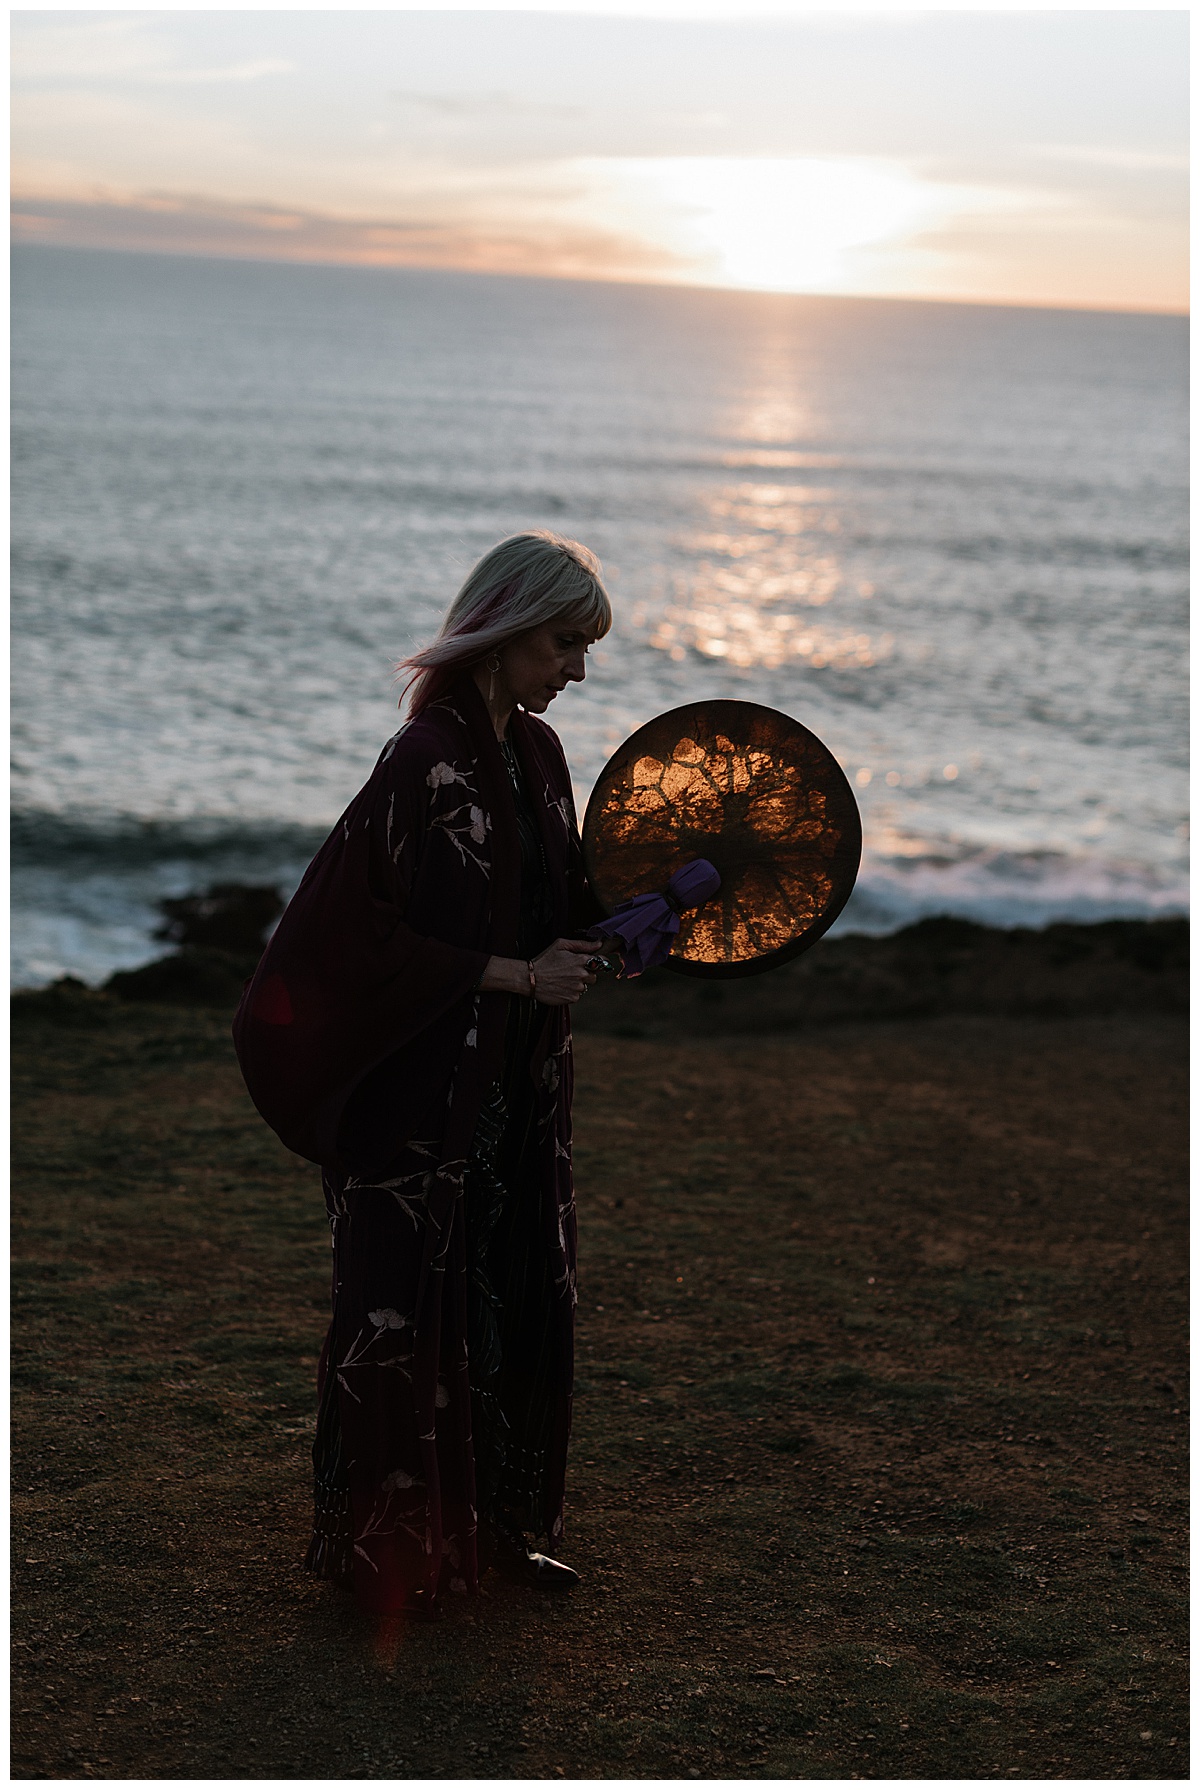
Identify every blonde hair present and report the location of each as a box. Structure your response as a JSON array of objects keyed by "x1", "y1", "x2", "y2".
[{"x1": 400, "y1": 530, "x2": 612, "y2": 717}]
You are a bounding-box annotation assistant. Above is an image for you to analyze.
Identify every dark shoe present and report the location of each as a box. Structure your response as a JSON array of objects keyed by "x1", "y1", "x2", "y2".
[{"x1": 486, "y1": 1515, "x2": 579, "y2": 1589}]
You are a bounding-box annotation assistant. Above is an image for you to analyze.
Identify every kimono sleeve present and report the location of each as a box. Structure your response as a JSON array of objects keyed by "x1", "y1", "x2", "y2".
[{"x1": 232, "y1": 726, "x2": 491, "y2": 1167}]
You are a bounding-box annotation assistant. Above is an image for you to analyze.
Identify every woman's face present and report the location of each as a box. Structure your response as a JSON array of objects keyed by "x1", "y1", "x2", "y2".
[{"x1": 501, "y1": 620, "x2": 597, "y2": 715}]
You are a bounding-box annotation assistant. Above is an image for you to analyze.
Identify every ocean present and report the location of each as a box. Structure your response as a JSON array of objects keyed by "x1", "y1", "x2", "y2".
[{"x1": 11, "y1": 244, "x2": 1188, "y2": 988}]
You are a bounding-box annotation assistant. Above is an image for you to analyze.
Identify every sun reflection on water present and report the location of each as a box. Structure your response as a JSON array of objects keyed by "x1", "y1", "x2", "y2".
[
  {"x1": 649, "y1": 470, "x2": 890, "y2": 670},
  {"x1": 706, "y1": 482, "x2": 841, "y2": 538},
  {"x1": 650, "y1": 595, "x2": 889, "y2": 671},
  {"x1": 719, "y1": 449, "x2": 843, "y2": 470}
]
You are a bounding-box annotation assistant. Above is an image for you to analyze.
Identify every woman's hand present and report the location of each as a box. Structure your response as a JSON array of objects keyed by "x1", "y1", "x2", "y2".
[
  {"x1": 478, "y1": 939, "x2": 598, "y2": 1005},
  {"x1": 531, "y1": 937, "x2": 599, "y2": 1005}
]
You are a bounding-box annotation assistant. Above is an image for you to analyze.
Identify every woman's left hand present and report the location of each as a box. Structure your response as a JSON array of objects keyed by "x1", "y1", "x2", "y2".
[
  {"x1": 529, "y1": 937, "x2": 599, "y2": 1005},
  {"x1": 478, "y1": 939, "x2": 598, "y2": 1004}
]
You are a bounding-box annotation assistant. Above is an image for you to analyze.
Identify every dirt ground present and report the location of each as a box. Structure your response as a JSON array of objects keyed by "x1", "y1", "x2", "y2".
[{"x1": 11, "y1": 988, "x2": 1188, "y2": 1780}]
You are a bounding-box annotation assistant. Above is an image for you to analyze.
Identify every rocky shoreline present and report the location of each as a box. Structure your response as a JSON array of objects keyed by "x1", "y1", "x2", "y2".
[
  {"x1": 16, "y1": 887, "x2": 1187, "y2": 1034},
  {"x1": 576, "y1": 913, "x2": 1188, "y2": 1039}
]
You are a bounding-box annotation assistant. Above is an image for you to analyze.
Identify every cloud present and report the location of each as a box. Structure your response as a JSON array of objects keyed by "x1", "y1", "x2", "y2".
[
  {"x1": 11, "y1": 16, "x2": 166, "y2": 84},
  {"x1": 147, "y1": 59, "x2": 296, "y2": 88},
  {"x1": 9, "y1": 189, "x2": 682, "y2": 285},
  {"x1": 1024, "y1": 144, "x2": 1189, "y2": 175},
  {"x1": 386, "y1": 90, "x2": 583, "y2": 120},
  {"x1": 12, "y1": 17, "x2": 293, "y2": 87}
]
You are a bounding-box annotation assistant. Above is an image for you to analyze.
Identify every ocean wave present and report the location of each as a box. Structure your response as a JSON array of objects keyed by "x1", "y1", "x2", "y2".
[
  {"x1": 11, "y1": 809, "x2": 328, "y2": 990},
  {"x1": 9, "y1": 808, "x2": 1188, "y2": 990},
  {"x1": 11, "y1": 808, "x2": 331, "y2": 873},
  {"x1": 834, "y1": 846, "x2": 1188, "y2": 937}
]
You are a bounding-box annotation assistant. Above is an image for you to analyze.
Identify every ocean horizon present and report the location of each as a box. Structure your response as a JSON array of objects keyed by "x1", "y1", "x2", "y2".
[{"x1": 11, "y1": 243, "x2": 1188, "y2": 989}]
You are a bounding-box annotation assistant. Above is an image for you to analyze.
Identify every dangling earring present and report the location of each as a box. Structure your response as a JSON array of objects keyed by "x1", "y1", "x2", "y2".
[{"x1": 486, "y1": 652, "x2": 502, "y2": 705}]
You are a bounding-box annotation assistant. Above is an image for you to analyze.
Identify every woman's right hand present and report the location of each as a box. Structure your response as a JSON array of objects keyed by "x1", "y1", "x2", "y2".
[{"x1": 530, "y1": 937, "x2": 599, "y2": 1006}]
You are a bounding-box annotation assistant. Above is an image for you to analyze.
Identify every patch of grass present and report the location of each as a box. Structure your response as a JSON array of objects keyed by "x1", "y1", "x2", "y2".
[{"x1": 12, "y1": 1000, "x2": 1188, "y2": 1780}]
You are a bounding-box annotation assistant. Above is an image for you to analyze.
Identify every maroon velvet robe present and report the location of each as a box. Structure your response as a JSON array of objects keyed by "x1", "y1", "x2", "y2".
[{"x1": 233, "y1": 676, "x2": 596, "y2": 1611}]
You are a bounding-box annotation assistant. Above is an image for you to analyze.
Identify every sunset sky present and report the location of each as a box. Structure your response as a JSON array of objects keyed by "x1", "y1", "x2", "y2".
[{"x1": 11, "y1": 6, "x2": 1189, "y2": 312}]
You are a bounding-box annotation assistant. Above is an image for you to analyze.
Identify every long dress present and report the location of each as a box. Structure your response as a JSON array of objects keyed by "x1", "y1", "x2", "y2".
[
  {"x1": 462, "y1": 736, "x2": 562, "y2": 1538},
  {"x1": 232, "y1": 675, "x2": 600, "y2": 1613}
]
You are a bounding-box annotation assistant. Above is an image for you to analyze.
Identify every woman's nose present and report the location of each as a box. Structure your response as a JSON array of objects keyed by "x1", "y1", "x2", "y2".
[{"x1": 566, "y1": 654, "x2": 586, "y2": 682}]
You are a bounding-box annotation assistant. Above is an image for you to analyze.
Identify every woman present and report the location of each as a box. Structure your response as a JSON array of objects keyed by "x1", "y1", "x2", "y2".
[{"x1": 234, "y1": 531, "x2": 612, "y2": 1615}]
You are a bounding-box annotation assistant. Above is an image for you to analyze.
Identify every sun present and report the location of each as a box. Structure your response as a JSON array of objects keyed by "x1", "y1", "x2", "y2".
[{"x1": 597, "y1": 156, "x2": 951, "y2": 295}]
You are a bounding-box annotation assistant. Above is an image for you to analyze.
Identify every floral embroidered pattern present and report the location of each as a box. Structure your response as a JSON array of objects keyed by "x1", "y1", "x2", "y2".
[
  {"x1": 379, "y1": 722, "x2": 412, "y2": 764},
  {"x1": 336, "y1": 1311, "x2": 416, "y2": 1403},
  {"x1": 385, "y1": 790, "x2": 409, "y2": 866},
  {"x1": 541, "y1": 1034, "x2": 571, "y2": 1095},
  {"x1": 426, "y1": 757, "x2": 493, "y2": 876},
  {"x1": 544, "y1": 782, "x2": 573, "y2": 834},
  {"x1": 427, "y1": 760, "x2": 469, "y2": 791},
  {"x1": 354, "y1": 1492, "x2": 432, "y2": 1573}
]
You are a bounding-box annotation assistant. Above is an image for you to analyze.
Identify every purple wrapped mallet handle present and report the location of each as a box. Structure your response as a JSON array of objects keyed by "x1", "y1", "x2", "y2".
[{"x1": 587, "y1": 857, "x2": 722, "y2": 978}]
